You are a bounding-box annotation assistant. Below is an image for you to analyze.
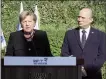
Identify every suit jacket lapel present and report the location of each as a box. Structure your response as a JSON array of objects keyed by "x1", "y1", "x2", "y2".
[
  {"x1": 84, "y1": 27, "x2": 95, "y2": 49},
  {"x1": 74, "y1": 27, "x2": 83, "y2": 50}
]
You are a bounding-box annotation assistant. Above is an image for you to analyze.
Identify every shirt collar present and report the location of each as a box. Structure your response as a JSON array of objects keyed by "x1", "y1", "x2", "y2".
[{"x1": 80, "y1": 26, "x2": 91, "y2": 33}]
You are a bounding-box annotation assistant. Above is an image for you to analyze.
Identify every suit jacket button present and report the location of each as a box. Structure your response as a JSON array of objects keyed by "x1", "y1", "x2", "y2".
[{"x1": 29, "y1": 48, "x2": 31, "y2": 51}]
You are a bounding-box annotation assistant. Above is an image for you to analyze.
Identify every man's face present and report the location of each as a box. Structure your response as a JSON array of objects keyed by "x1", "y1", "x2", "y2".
[
  {"x1": 77, "y1": 9, "x2": 93, "y2": 29},
  {"x1": 21, "y1": 15, "x2": 35, "y2": 33}
]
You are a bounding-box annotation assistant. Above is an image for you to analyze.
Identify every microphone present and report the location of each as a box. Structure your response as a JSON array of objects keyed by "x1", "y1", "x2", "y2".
[
  {"x1": 24, "y1": 31, "x2": 32, "y2": 35},
  {"x1": 24, "y1": 30, "x2": 35, "y2": 41},
  {"x1": 24, "y1": 30, "x2": 38, "y2": 56}
]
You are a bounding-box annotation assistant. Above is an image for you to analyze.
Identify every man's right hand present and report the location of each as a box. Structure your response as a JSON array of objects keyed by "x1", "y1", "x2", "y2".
[{"x1": 82, "y1": 66, "x2": 87, "y2": 77}]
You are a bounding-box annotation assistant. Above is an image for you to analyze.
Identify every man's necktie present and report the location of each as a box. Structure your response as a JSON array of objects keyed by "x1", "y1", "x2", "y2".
[{"x1": 81, "y1": 30, "x2": 86, "y2": 48}]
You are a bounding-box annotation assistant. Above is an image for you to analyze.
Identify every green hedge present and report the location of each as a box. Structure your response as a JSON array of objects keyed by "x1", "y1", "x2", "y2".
[{"x1": 41, "y1": 24, "x2": 66, "y2": 56}]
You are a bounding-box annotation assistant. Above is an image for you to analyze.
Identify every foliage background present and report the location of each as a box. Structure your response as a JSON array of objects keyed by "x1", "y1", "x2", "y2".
[{"x1": 1, "y1": 1, "x2": 106, "y2": 79}]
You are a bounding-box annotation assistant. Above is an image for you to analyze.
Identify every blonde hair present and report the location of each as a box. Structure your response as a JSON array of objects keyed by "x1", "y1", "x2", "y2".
[{"x1": 19, "y1": 11, "x2": 37, "y2": 23}]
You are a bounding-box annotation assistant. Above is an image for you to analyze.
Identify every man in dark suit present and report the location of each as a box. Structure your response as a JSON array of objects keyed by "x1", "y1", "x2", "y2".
[
  {"x1": 6, "y1": 11, "x2": 52, "y2": 56},
  {"x1": 61, "y1": 8, "x2": 106, "y2": 79}
]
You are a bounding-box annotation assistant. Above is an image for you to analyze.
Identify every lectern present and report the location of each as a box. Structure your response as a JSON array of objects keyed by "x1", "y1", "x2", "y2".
[{"x1": 2, "y1": 56, "x2": 83, "y2": 79}]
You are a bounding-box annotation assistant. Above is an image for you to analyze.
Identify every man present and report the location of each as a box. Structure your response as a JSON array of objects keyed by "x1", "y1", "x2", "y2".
[
  {"x1": 61, "y1": 8, "x2": 106, "y2": 79},
  {"x1": 6, "y1": 11, "x2": 52, "y2": 56}
]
